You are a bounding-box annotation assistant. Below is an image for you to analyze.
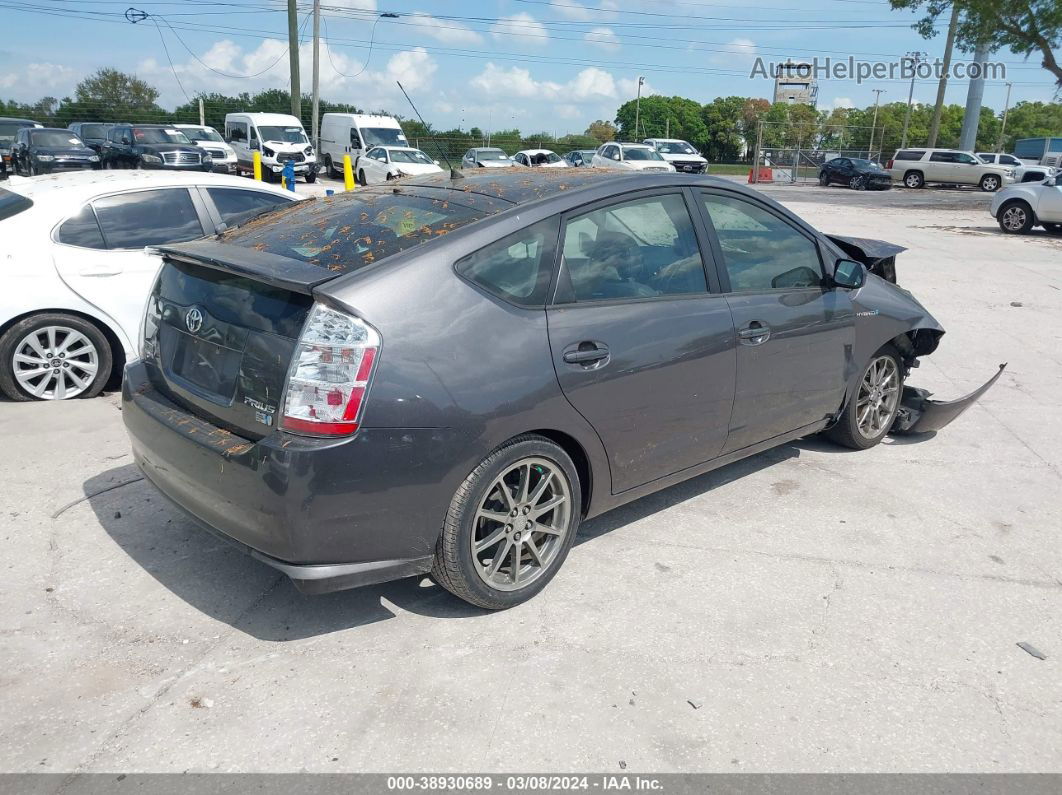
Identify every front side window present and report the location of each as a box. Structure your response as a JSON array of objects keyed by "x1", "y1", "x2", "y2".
[
  {"x1": 1001, "y1": 155, "x2": 1021, "y2": 166},
  {"x1": 563, "y1": 193, "x2": 707, "y2": 301},
  {"x1": 93, "y1": 189, "x2": 204, "y2": 249},
  {"x1": 700, "y1": 193, "x2": 823, "y2": 292},
  {"x1": 227, "y1": 123, "x2": 248, "y2": 142},
  {"x1": 57, "y1": 204, "x2": 106, "y2": 249},
  {"x1": 207, "y1": 188, "x2": 291, "y2": 228},
  {"x1": 455, "y1": 217, "x2": 559, "y2": 307},
  {"x1": 957, "y1": 153, "x2": 979, "y2": 165}
]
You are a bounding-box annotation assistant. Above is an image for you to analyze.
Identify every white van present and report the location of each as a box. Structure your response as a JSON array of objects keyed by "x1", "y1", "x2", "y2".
[
  {"x1": 319, "y1": 113, "x2": 407, "y2": 178},
  {"x1": 223, "y1": 112, "x2": 318, "y2": 183}
]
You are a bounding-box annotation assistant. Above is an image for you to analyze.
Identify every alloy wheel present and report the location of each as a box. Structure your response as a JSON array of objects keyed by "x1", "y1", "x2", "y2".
[
  {"x1": 471, "y1": 457, "x2": 573, "y2": 592},
  {"x1": 855, "y1": 355, "x2": 900, "y2": 439},
  {"x1": 983, "y1": 176, "x2": 1000, "y2": 191},
  {"x1": 11, "y1": 325, "x2": 99, "y2": 399},
  {"x1": 1001, "y1": 205, "x2": 1027, "y2": 231}
]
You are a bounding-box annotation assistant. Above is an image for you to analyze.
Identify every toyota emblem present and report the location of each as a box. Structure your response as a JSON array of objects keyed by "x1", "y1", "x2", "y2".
[{"x1": 185, "y1": 307, "x2": 204, "y2": 334}]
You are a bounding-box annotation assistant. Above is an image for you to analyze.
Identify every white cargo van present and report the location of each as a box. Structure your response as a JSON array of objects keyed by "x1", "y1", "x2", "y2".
[
  {"x1": 224, "y1": 112, "x2": 318, "y2": 183},
  {"x1": 319, "y1": 113, "x2": 407, "y2": 178}
]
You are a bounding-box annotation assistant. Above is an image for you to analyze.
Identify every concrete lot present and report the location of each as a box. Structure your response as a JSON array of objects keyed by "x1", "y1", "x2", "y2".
[{"x1": 1, "y1": 180, "x2": 1060, "y2": 774}]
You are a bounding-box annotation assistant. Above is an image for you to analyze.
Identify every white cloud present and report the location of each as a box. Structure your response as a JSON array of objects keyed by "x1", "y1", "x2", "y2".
[
  {"x1": 490, "y1": 13, "x2": 549, "y2": 46},
  {"x1": 709, "y1": 37, "x2": 757, "y2": 65},
  {"x1": 831, "y1": 97, "x2": 855, "y2": 109},
  {"x1": 330, "y1": 0, "x2": 377, "y2": 10},
  {"x1": 406, "y1": 13, "x2": 483, "y2": 45},
  {"x1": 470, "y1": 63, "x2": 560, "y2": 99},
  {"x1": 0, "y1": 62, "x2": 77, "y2": 94},
  {"x1": 470, "y1": 64, "x2": 644, "y2": 107},
  {"x1": 568, "y1": 67, "x2": 617, "y2": 100},
  {"x1": 554, "y1": 104, "x2": 581, "y2": 120},
  {"x1": 584, "y1": 27, "x2": 621, "y2": 52},
  {"x1": 552, "y1": 0, "x2": 592, "y2": 20}
]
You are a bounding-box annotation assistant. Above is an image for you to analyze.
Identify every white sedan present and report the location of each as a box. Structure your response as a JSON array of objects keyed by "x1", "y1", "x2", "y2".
[
  {"x1": 990, "y1": 173, "x2": 1062, "y2": 234},
  {"x1": 355, "y1": 146, "x2": 443, "y2": 185},
  {"x1": 0, "y1": 170, "x2": 299, "y2": 400},
  {"x1": 591, "y1": 142, "x2": 676, "y2": 172},
  {"x1": 512, "y1": 149, "x2": 568, "y2": 168}
]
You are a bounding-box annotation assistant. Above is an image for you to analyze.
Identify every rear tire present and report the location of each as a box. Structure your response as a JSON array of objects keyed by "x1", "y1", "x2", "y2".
[
  {"x1": 431, "y1": 435, "x2": 582, "y2": 610},
  {"x1": 826, "y1": 345, "x2": 904, "y2": 450},
  {"x1": 0, "y1": 313, "x2": 112, "y2": 401},
  {"x1": 997, "y1": 200, "x2": 1034, "y2": 234},
  {"x1": 903, "y1": 170, "x2": 924, "y2": 189},
  {"x1": 305, "y1": 172, "x2": 317, "y2": 183},
  {"x1": 818, "y1": 171, "x2": 829, "y2": 186},
  {"x1": 325, "y1": 155, "x2": 337, "y2": 178}
]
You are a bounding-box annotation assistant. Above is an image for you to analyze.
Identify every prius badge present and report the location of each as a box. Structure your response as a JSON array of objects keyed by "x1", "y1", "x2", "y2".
[{"x1": 185, "y1": 306, "x2": 204, "y2": 334}]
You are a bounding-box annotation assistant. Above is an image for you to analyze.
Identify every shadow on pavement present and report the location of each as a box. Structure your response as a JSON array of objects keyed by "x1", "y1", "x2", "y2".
[{"x1": 85, "y1": 444, "x2": 804, "y2": 640}]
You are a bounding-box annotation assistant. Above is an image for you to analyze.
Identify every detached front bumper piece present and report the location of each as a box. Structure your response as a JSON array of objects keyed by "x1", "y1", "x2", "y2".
[{"x1": 893, "y1": 363, "x2": 1007, "y2": 434}]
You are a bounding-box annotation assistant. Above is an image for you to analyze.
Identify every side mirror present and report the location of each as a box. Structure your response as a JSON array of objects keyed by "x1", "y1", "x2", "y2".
[
  {"x1": 832, "y1": 258, "x2": 866, "y2": 289},
  {"x1": 121, "y1": 137, "x2": 131, "y2": 146}
]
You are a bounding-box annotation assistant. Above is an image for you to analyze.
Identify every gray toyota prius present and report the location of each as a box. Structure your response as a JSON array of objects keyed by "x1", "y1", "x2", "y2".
[{"x1": 123, "y1": 169, "x2": 1002, "y2": 609}]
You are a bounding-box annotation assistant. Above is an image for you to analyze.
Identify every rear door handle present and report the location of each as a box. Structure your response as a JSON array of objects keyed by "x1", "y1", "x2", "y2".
[
  {"x1": 737, "y1": 322, "x2": 771, "y2": 345},
  {"x1": 563, "y1": 343, "x2": 610, "y2": 365}
]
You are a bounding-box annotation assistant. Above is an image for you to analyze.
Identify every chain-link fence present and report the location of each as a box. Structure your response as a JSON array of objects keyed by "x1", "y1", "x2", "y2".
[{"x1": 750, "y1": 121, "x2": 887, "y2": 184}]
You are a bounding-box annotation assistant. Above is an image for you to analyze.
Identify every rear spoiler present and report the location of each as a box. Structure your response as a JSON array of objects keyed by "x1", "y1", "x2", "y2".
[
  {"x1": 825, "y1": 234, "x2": 906, "y2": 284},
  {"x1": 154, "y1": 240, "x2": 338, "y2": 295}
]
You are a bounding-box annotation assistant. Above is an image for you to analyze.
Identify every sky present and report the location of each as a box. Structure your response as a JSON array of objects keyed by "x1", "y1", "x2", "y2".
[{"x1": 0, "y1": 0, "x2": 1058, "y2": 135}]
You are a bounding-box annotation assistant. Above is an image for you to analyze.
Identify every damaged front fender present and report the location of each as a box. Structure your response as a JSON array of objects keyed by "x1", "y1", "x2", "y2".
[{"x1": 893, "y1": 363, "x2": 1007, "y2": 434}]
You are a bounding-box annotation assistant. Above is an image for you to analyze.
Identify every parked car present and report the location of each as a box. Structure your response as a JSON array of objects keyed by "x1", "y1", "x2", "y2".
[
  {"x1": 224, "y1": 112, "x2": 318, "y2": 183},
  {"x1": 319, "y1": 113, "x2": 406, "y2": 178},
  {"x1": 0, "y1": 117, "x2": 42, "y2": 179},
  {"x1": 818, "y1": 157, "x2": 892, "y2": 190},
  {"x1": 10, "y1": 127, "x2": 99, "y2": 176},
  {"x1": 67, "y1": 122, "x2": 115, "y2": 155},
  {"x1": 100, "y1": 124, "x2": 211, "y2": 172},
  {"x1": 562, "y1": 150, "x2": 597, "y2": 167},
  {"x1": 990, "y1": 173, "x2": 1062, "y2": 234},
  {"x1": 592, "y1": 142, "x2": 676, "y2": 172},
  {"x1": 461, "y1": 147, "x2": 514, "y2": 169},
  {"x1": 643, "y1": 138, "x2": 708, "y2": 173},
  {"x1": 886, "y1": 148, "x2": 1013, "y2": 191},
  {"x1": 0, "y1": 170, "x2": 299, "y2": 401},
  {"x1": 354, "y1": 146, "x2": 442, "y2": 185},
  {"x1": 976, "y1": 151, "x2": 1056, "y2": 184},
  {"x1": 122, "y1": 169, "x2": 1002, "y2": 609},
  {"x1": 512, "y1": 149, "x2": 568, "y2": 167},
  {"x1": 175, "y1": 124, "x2": 238, "y2": 174}
]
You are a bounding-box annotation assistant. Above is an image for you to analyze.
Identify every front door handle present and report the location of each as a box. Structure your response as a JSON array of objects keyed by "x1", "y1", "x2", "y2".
[
  {"x1": 563, "y1": 342, "x2": 610, "y2": 365},
  {"x1": 737, "y1": 322, "x2": 771, "y2": 345}
]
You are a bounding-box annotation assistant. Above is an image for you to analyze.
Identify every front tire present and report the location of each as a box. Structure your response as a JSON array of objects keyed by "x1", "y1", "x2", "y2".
[
  {"x1": 826, "y1": 345, "x2": 904, "y2": 450},
  {"x1": 305, "y1": 171, "x2": 317, "y2": 183},
  {"x1": 980, "y1": 174, "x2": 1001, "y2": 192},
  {"x1": 358, "y1": 169, "x2": 367, "y2": 186},
  {"x1": 0, "y1": 313, "x2": 112, "y2": 401},
  {"x1": 431, "y1": 435, "x2": 582, "y2": 609},
  {"x1": 998, "y1": 200, "x2": 1034, "y2": 234},
  {"x1": 849, "y1": 175, "x2": 867, "y2": 190}
]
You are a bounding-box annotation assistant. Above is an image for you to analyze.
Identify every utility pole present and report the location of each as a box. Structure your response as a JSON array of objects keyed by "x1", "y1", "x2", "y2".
[
  {"x1": 996, "y1": 81, "x2": 1013, "y2": 152},
  {"x1": 287, "y1": 0, "x2": 300, "y2": 119},
  {"x1": 311, "y1": 0, "x2": 320, "y2": 148},
  {"x1": 665, "y1": 118, "x2": 669, "y2": 139},
  {"x1": 900, "y1": 51, "x2": 926, "y2": 149},
  {"x1": 869, "y1": 89, "x2": 885, "y2": 157},
  {"x1": 633, "y1": 76, "x2": 645, "y2": 141},
  {"x1": 198, "y1": 97, "x2": 205, "y2": 127},
  {"x1": 927, "y1": 4, "x2": 959, "y2": 147},
  {"x1": 959, "y1": 40, "x2": 991, "y2": 151}
]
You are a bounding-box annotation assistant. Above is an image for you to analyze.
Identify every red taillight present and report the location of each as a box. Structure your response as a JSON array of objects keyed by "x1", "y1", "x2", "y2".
[
  {"x1": 886, "y1": 159, "x2": 894, "y2": 170},
  {"x1": 280, "y1": 304, "x2": 380, "y2": 437}
]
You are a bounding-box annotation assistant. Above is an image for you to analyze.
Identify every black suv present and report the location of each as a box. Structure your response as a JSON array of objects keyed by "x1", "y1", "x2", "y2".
[
  {"x1": 1, "y1": 117, "x2": 41, "y2": 179},
  {"x1": 11, "y1": 127, "x2": 100, "y2": 176},
  {"x1": 67, "y1": 122, "x2": 116, "y2": 155},
  {"x1": 100, "y1": 124, "x2": 211, "y2": 171}
]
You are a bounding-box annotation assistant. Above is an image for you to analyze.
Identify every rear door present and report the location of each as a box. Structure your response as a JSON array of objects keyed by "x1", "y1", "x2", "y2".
[
  {"x1": 546, "y1": 188, "x2": 736, "y2": 493},
  {"x1": 51, "y1": 187, "x2": 210, "y2": 349},
  {"x1": 696, "y1": 189, "x2": 854, "y2": 452}
]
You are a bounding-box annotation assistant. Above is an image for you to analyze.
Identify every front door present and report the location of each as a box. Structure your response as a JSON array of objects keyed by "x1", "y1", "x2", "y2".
[
  {"x1": 696, "y1": 189, "x2": 854, "y2": 452},
  {"x1": 1038, "y1": 179, "x2": 1062, "y2": 222},
  {"x1": 546, "y1": 189, "x2": 736, "y2": 493}
]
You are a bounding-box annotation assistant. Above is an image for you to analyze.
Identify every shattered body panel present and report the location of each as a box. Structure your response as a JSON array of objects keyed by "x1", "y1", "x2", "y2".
[
  {"x1": 894, "y1": 364, "x2": 1007, "y2": 434},
  {"x1": 826, "y1": 234, "x2": 906, "y2": 283}
]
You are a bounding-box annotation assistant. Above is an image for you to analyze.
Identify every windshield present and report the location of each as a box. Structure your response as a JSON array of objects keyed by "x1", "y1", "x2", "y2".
[
  {"x1": 850, "y1": 158, "x2": 879, "y2": 168},
  {"x1": 476, "y1": 149, "x2": 509, "y2": 161},
  {"x1": 258, "y1": 125, "x2": 307, "y2": 144},
  {"x1": 181, "y1": 127, "x2": 224, "y2": 143},
  {"x1": 622, "y1": 147, "x2": 664, "y2": 161},
  {"x1": 220, "y1": 189, "x2": 486, "y2": 273},
  {"x1": 0, "y1": 122, "x2": 35, "y2": 145},
  {"x1": 362, "y1": 127, "x2": 407, "y2": 147},
  {"x1": 134, "y1": 128, "x2": 191, "y2": 144},
  {"x1": 526, "y1": 152, "x2": 561, "y2": 164},
  {"x1": 80, "y1": 124, "x2": 110, "y2": 139},
  {"x1": 31, "y1": 131, "x2": 86, "y2": 148},
  {"x1": 654, "y1": 141, "x2": 697, "y2": 155},
  {"x1": 390, "y1": 149, "x2": 434, "y2": 165}
]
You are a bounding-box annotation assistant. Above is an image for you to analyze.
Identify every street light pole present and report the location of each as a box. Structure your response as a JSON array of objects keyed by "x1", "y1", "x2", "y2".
[
  {"x1": 996, "y1": 81, "x2": 1013, "y2": 152},
  {"x1": 634, "y1": 76, "x2": 645, "y2": 140},
  {"x1": 311, "y1": 0, "x2": 320, "y2": 149},
  {"x1": 869, "y1": 89, "x2": 885, "y2": 158},
  {"x1": 900, "y1": 51, "x2": 925, "y2": 149},
  {"x1": 287, "y1": 0, "x2": 300, "y2": 119}
]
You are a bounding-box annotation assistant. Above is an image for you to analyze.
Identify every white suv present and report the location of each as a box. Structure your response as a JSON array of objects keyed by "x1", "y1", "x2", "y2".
[
  {"x1": 976, "y1": 151, "x2": 1057, "y2": 184},
  {"x1": 887, "y1": 148, "x2": 1014, "y2": 191}
]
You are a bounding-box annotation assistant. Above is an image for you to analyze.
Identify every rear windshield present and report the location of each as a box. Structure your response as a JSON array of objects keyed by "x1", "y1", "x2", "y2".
[
  {"x1": 219, "y1": 189, "x2": 488, "y2": 273},
  {"x1": 0, "y1": 188, "x2": 33, "y2": 222}
]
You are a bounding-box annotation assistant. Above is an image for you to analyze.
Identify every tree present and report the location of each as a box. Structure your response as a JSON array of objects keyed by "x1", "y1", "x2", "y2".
[
  {"x1": 75, "y1": 68, "x2": 160, "y2": 113},
  {"x1": 1000, "y1": 100, "x2": 1062, "y2": 148},
  {"x1": 700, "y1": 96, "x2": 746, "y2": 161},
  {"x1": 585, "y1": 119, "x2": 617, "y2": 142},
  {"x1": 889, "y1": 0, "x2": 1062, "y2": 87}
]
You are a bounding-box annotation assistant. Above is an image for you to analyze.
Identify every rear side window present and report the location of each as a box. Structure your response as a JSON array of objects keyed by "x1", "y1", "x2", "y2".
[
  {"x1": 207, "y1": 187, "x2": 290, "y2": 228},
  {"x1": 57, "y1": 205, "x2": 106, "y2": 249},
  {"x1": 455, "y1": 217, "x2": 559, "y2": 307},
  {"x1": 895, "y1": 150, "x2": 924, "y2": 161},
  {"x1": 220, "y1": 189, "x2": 487, "y2": 274},
  {"x1": 0, "y1": 188, "x2": 33, "y2": 223},
  {"x1": 929, "y1": 151, "x2": 959, "y2": 163},
  {"x1": 93, "y1": 189, "x2": 204, "y2": 249}
]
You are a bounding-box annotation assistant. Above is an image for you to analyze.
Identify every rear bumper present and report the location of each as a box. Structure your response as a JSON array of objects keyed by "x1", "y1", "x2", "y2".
[{"x1": 122, "y1": 361, "x2": 459, "y2": 593}]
